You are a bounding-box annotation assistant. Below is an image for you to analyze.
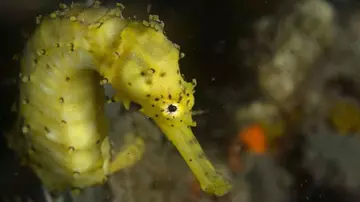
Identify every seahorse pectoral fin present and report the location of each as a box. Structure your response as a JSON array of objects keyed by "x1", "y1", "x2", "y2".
[
  {"x1": 109, "y1": 132, "x2": 145, "y2": 174},
  {"x1": 122, "y1": 99, "x2": 131, "y2": 110},
  {"x1": 157, "y1": 123, "x2": 232, "y2": 196}
]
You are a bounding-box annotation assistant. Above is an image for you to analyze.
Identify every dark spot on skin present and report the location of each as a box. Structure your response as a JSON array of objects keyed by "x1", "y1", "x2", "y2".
[
  {"x1": 168, "y1": 104, "x2": 177, "y2": 112},
  {"x1": 161, "y1": 109, "x2": 164, "y2": 112},
  {"x1": 127, "y1": 152, "x2": 131, "y2": 155},
  {"x1": 140, "y1": 71, "x2": 146, "y2": 76},
  {"x1": 205, "y1": 172, "x2": 209, "y2": 176},
  {"x1": 178, "y1": 96, "x2": 183, "y2": 103},
  {"x1": 96, "y1": 140, "x2": 101, "y2": 144},
  {"x1": 152, "y1": 104, "x2": 155, "y2": 107},
  {"x1": 178, "y1": 80, "x2": 181, "y2": 85},
  {"x1": 171, "y1": 124, "x2": 174, "y2": 127},
  {"x1": 161, "y1": 95, "x2": 164, "y2": 98},
  {"x1": 146, "y1": 94, "x2": 151, "y2": 97},
  {"x1": 114, "y1": 52, "x2": 120, "y2": 57},
  {"x1": 73, "y1": 171, "x2": 80, "y2": 175},
  {"x1": 189, "y1": 158, "x2": 192, "y2": 162},
  {"x1": 155, "y1": 98, "x2": 159, "y2": 101},
  {"x1": 33, "y1": 59, "x2": 38, "y2": 64},
  {"x1": 149, "y1": 68, "x2": 155, "y2": 73},
  {"x1": 155, "y1": 114, "x2": 159, "y2": 117},
  {"x1": 61, "y1": 120, "x2": 67, "y2": 124},
  {"x1": 177, "y1": 70, "x2": 180, "y2": 74},
  {"x1": 186, "y1": 100, "x2": 190, "y2": 105},
  {"x1": 186, "y1": 93, "x2": 190, "y2": 96},
  {"x1": 44, "y1": 127, "x2": 49, "y2": 133},
  {"x1": 180, "y1": 120, "x2": 183, "y2": 122},
  {"x1": 66, "y1": 77, "x2": 70, "y2": 81},
  {"x1": 146, "y1": 80, "x2": 152, "y2": 85},
  {"x1": 68, "y1": 146, "x2": 75, "y2": 152},
  {"x1": 46, "y1": 64, "x2": 51, "y2": 69},
  {"x1": 166, "y1": 118, "x2": 170, "y2": 120},
  {"x1": 189, "y1": 139, "x2": 198, "y2": 144},
  {"x1": 128, "y1": 82, "x2": 132, "y2": 86},
  {"x1": 168, "y1": 94, "x2": 172, "y2": 99},
  {"x1": 160, "y1": 72, "x2": 166, "y2": 77},
  {"x1": 55, "y1": 43, "x2": 60, "y2": 48},
  {"x1": 68, "y1": 43, "x2": 74, "y2": 52},
  {"x1": 59, "y1": 97, "x2": 64, "y2": 103}
]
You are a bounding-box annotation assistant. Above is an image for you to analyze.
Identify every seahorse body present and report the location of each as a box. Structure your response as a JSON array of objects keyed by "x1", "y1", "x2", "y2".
[{"x1": 7, "y1": 3, "x2": 231, "y2": 196}]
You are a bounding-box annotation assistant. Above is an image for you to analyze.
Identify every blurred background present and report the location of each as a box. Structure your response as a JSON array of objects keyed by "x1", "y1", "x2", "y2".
[{"x1": 1, "y1": 0, "x2": 360, "y2": 201}]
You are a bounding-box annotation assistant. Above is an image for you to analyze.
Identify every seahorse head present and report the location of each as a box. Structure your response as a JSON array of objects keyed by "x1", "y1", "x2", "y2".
[
  {"x1": 139, "y1": 76, "x2": 197, "y2": 130},
  {"x1": 105, "y1": 20, "x2": 197, "y2": 131}
]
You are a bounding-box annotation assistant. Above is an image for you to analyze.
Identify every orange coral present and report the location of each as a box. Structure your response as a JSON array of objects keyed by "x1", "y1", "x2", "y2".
[
  {"x1": 228, "y1": 123, "x2": 268, "y2": 172},
  {"x1": 240, "y1": 124, "x2": 267, "y2": 154}
]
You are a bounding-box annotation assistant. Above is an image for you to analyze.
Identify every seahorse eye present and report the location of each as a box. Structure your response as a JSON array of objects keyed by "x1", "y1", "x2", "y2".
[
  {"x1": 163, "y1": 103, "x2": 180, "y2": 117},
  {"x1": 168, "y1": 104, "x2": 177, "y2": 112}
]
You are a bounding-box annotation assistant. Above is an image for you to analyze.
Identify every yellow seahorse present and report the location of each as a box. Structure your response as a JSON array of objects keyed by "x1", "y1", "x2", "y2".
[{"x1": 6, "y1": 2, "x2": 231, "y2": 196}]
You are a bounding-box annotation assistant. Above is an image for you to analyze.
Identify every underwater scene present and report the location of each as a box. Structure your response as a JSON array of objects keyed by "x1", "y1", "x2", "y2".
[{"x1": 0, "y1": 0, "x2": 360, "y2": 201}]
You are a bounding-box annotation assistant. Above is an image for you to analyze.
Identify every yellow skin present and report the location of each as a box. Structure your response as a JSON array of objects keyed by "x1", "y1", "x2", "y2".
[{"x1": 6, "y1": 3, "x2": 231, "y2": 196}]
